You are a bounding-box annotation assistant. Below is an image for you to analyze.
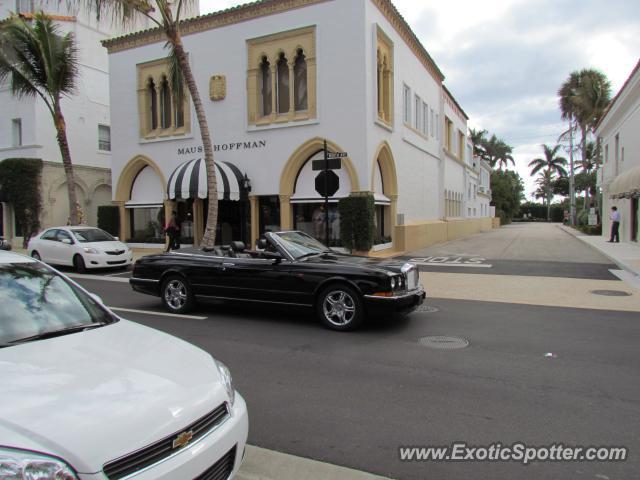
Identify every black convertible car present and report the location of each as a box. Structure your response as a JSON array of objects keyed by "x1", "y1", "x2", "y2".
[{"x1": 130, "y1": 231, "x2": 425, "y2": 330}]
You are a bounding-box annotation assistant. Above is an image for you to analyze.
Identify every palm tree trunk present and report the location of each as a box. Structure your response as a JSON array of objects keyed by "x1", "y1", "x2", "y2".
[
  {"x1": 170, "y1": 33, "x2": 218, "y2": 248},
  {"x1": 53, "y1": 101, "x2": 79, "y2": 225},
  {"x1": 580, "y1": 124, "x2": 588, "y2": 213}
]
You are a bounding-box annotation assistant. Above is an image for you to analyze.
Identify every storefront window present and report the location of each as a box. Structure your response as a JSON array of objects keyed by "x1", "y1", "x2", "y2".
[
  {"x1": 176, "y1": 200, "x2": 194, "y2": 244},
  {"x1": 259, "y1": 196, "x2": 280, "y2": 235},
  {"x1": 293, "y1": 203, "x2": 341, "y2": 247},
  {"x1": 128, "y1": 206, "x2": 164, "y2": 243}
]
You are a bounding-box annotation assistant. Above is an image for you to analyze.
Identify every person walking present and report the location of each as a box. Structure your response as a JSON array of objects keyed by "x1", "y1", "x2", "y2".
[
  {"x1": 608, "y1": 206, "x2": 620, "y2": 243},
  {"x1": 165, "y1": 211, "x2": 180, "y2": 252}
]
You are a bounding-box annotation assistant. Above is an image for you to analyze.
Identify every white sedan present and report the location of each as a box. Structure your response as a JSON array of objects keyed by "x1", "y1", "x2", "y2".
[
  {"x1": 0, "y1": 251, "x2": 249, "y2": 479},
  {"x1": 28, "y1": 226, "x2": 133, "y2": 272}
]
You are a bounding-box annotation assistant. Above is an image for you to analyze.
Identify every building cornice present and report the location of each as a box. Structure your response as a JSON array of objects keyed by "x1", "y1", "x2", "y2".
[
  {"x1": 443, "y1": 84, "x2": 469, "y2": 122},
  {"x1": 595, "y1": 58, "x2": 640, "y2": 135},
  {"x1": 369, "y1": 0, "x2": 444, "y2": 83},
  {"x1": 17, "y1": 12, "x2": 77, "y2": 22},
  {"x1": 102, "y1": 0, "x2": 331, "y2": 53}
]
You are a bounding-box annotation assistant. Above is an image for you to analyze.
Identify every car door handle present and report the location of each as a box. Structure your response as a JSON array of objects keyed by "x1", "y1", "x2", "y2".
[{"x1": 221, "y1": 262, "x2": 235, "y2": 270}]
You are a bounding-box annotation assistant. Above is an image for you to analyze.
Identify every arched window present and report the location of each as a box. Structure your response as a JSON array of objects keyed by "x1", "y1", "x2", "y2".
[
  {"x1": 276, "y1": 52, "x2": 289, "y2": 114},
  {"x1": 259, "y1": 56, "x2": 272, "y2": 117},
  {"x1": 148, "y1": 78, "x2": 157, "y2": 131},
  {"x1": 160, "y1": 76, "x2": 172, "y2": 129},
  {"x1": 174, "y1": 80, "x2": 185, "y2": 128},
  {"x1": 293, "y1": 49, "x2": 307, "y2": 112}
]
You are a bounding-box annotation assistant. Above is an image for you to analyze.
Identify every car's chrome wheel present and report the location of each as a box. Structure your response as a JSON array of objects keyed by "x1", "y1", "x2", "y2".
[
  {"x1": 317, "y1": 285, "x2": 363, "y2": 331},
  {"x1": 161, "y1": 276, "x2": 195, "y2": 314}
]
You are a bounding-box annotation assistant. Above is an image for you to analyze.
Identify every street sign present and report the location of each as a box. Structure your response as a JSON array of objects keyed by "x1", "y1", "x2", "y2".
[
  {"x1": 588, "y1": 214, "x2": 597, "y2": 226},
  {"x1": 326, "y1": 151, "x2": 348, "y2": 159},
  {"x1": 312, "y1": 158, "x2": 341, "y2": 171},
  {"x1": 315, "y1": 170, "x2": 339, "y2": 197}
]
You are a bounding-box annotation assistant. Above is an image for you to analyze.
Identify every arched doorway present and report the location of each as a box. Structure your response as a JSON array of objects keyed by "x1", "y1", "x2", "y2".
[
  {"x1": 371, "y1": 142, "x2": 398, "y2": 249},
  {"x1": 279, "y1": 137, "x2": 360, "y2": 240}
]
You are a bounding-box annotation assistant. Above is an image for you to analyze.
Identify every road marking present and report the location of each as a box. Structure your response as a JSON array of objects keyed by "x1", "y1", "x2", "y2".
[
  {"x1": 409, "y1": 256, "x2": 493, "y2": 268},
  {"x1": 67, "y1": 273, "x2": 130, "y2": 283},
  {"x1": 106, "y1": 271, "x2": 132, "y2": 277},
  {"x1": 109, "y1": 307, "x2": 207, "y2": 320}
]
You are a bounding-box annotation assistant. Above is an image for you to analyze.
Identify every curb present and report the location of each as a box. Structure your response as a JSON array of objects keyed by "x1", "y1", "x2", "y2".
[
  {"x1": 557, "y1": 225, "x2": 640, "y2": 277},
  {"x1": 236, "y1": 446, "x2": 395, "y2": 480}
]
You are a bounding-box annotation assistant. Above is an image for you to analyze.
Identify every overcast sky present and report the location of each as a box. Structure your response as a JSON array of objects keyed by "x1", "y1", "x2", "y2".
[{"x1": 200, "y1": 0, "x2": 640, "y2": 199}]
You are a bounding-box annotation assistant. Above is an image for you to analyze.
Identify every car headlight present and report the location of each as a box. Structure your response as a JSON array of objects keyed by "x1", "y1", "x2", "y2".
[
  {"x1": 0, "y1": 447, "x2": 78, "y2": 479},
  {"x1": 215, "y1": 360, "x2": 235, "y2": 407},
  {"x1": 83, "y1": 247, "x2": 99, "y2": 254},
  {"x1": 390, "y1": 277, "x2": 397, "y2": 289}
]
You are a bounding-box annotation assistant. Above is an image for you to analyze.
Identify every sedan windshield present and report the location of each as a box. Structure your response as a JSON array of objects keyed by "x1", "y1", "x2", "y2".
[
  {"x1": 0, "y1": 262, "x2": 115, "y2": 346},
  {"x1": 273, "y1": 231, "x2": 330, "y2": 259},
  {"x1": 72, "y1": 228, "x2": 115, "y2": 243}
]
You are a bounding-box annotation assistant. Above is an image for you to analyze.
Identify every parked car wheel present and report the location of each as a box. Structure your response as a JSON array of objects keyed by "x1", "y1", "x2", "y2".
[
  {"x1": 73, "y1": 254, "x2": 86, "y2": 273},
  {"x1": 316, "y1": 284, "x2": 363, "y2": 331},
  {"x1": 161, "y1": 276, "x2": 195, "y2": 314},
  {"x1": 31, "y1": 251, "x2": 41, "y2": 261}
]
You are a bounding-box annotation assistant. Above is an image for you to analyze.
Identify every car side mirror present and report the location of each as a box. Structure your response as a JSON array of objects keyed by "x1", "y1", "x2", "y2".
[
  {"x1": 114, "y1": 236, "x2": 119, "y2": 241},
  {"x1": 89, "y1": 293, "x2": 104, "y2": 305},
  {"x1": 262, "y1": 251, "x2": 283, "y2": 263},
  {"x1": 61, "y1": 238, "x2": 72, "y2": 245}
]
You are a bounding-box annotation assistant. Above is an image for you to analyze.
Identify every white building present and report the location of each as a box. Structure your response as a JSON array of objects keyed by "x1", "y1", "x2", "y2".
[
  {"x1": 0, "y1": 0, "x2": 197, "y2": 243},
  {"x1": 596, "y1": 59, "x2": 640, "y2": 244},
  {"x1": 103, "y1": 0, "x2": 493, "y2": 253}
]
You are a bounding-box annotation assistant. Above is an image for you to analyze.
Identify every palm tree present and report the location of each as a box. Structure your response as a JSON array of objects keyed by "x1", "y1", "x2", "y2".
[
  {"x1": 481, "y1": 134, "x2": 514, "y2": 170},
  {"x1": 0, "y1": 13, "x2": 80, "y2": 225},
  {"x1": 558, "y1": 68, "x2": 611, "y2": 225},
  {"x1": 528, "y1": 144, "x2": 567, "y2": 220},
  {"x1": 469, "y1": 127, "x2": 487, "y2": 158},
  {"x1": 86, "y1": 0, "x2": 219, "y2": 247}
]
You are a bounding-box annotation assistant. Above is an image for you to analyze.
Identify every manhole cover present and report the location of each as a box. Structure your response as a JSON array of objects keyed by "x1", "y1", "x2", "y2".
[
  {"x1": 419, "y1": 336, "x2": 469, "y2": 350},
  {"x1": 591, "y1": 290, "x2": 632, "y2": 297},
  {"x1": 416, "y1": 305, "x2": 439, "y2": 313}
]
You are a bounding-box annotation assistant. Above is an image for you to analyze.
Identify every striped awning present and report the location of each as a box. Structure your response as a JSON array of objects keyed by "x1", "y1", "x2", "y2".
[
  {"x1": 608, "y1": 166, "x2": 640, "y2": 199},
  {"x1": 167, "y1": 159, "x2": 245, "y2": 201}
]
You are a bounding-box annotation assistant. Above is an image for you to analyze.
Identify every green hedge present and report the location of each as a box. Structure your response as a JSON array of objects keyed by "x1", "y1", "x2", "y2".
[
  {"x1": 97, "y1": 205, "x2": 120, "y2": 237},
  {"x1": 0, "y1": 158, "x2": 43, "y2": 245},
  {"x1": 339, "y1": 192, "x2": 375, "y2": 251}
]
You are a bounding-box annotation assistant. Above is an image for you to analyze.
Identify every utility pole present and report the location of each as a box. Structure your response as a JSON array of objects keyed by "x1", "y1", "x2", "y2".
[{"x1": 569, "y1": 118, "x2": 576, "y2": 226}]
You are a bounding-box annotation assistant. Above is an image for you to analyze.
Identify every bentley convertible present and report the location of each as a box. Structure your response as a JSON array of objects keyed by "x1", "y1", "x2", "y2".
[{"x1": 130, "y1": 231, "x2": 425, "y2": 331}]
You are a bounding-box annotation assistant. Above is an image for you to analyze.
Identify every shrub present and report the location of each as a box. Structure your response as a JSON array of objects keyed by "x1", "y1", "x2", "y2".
[
  {"x1": 339, "y1": 192, "x2": 375, "y2": 251},
  {"x1": 97, "y1": 205, "x2": 120, "y2": 237},
  {"x1": 0, "y1": 158, "x2": 43, "y2": 246}
]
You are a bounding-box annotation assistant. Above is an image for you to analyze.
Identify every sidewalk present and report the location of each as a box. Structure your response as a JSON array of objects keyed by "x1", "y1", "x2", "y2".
[
  {"x1": 236, "y1": 446, "x2": 394, "y2": 480},
  {"x1": 558, "y1": 225, "x2": 640, "y2": 277}
]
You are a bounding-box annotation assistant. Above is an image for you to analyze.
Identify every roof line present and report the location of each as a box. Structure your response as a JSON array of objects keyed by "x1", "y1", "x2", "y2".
[
  {"x1": 443, "y1": 84, "x2": 469, "y2": 121},
  {"x1": 595, "y1": 58, "x2": 640, "y2": 132}
]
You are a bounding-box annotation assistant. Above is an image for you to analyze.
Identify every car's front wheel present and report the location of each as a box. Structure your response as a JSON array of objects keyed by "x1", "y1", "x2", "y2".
[
  {"x1": 161, "y1": 276, "x2": 195, "y2": 314},
  {"x1": 73, "y1": 254, "x2": 86, "y2": 273},
  {"x1": 316, "y1": 284, "x2": 364, "y2": 331}
]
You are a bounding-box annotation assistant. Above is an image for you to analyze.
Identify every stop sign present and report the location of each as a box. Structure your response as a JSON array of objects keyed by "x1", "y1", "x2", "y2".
[{"x1": 315, "y1": 170, "x2": 340, "y2": 197}]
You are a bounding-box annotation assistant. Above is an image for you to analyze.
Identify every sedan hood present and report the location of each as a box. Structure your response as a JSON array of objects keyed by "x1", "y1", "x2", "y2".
[
  {"x1": 0, "y1": 320, "x2": 228, "y2": 474},
  {"x1": 82, "y1": 240, "x2": 128, "y2": 252},
  {"x1": 302, "y1": 252, "x2": 408, "y2": 274}
]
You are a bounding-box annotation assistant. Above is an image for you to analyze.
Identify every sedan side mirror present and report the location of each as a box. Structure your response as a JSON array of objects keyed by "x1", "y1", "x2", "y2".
[
  {"x1": 262, "y1": 251, "x2": 283, "y2": 263},
  {"x1": 114, "y1": 236, "x2": 119, "y2": 241},
  {"x1": 61, "y1": 238, "x2": 72, "y2": 245}
]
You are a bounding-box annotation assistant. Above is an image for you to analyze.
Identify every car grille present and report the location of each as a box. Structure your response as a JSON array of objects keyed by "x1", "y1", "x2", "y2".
[
  {"x1": 103, "y1": 403, "x2": 230, "y2": 480},
  {"x1": 107, "y1": 260, "x2": 127, "y2": 265},
  {"x1": 194, "y1": 446, "x2": 236, "y2": 480},
  {"x1": 106, "y1": 250, "x2": 126, "y2": 255},
  {"x1": 406, "y1": 266, "x2": 419, "y2": 291}
]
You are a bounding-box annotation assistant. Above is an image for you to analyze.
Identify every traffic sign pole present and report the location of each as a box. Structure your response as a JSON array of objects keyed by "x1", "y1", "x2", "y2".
[{"x1": 324, "y1": 139, "x2": 329, "y2": 246}]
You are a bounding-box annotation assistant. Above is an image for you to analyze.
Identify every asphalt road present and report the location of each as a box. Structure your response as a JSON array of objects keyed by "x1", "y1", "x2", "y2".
[{"x1": 69, "y1": 222, "x2": 640, "y2": 480}]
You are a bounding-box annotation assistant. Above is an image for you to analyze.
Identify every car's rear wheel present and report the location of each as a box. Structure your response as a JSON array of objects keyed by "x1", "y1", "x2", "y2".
[
  {"x1": 31, "y1": 251, "x2": 41, "y2": 261},
  {"x1": 161, "y1": 276, "x2": 195, "y2": 314},
  {"x1": 73, "y1": 255, "x2": 86, "y2": 273},
  {"x1": 316, "y1": 284, "x2": 364, "y2": 331}
]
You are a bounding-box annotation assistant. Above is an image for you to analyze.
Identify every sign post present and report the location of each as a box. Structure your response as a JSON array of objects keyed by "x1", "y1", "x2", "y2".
[
  {"x1": 324, "y1": 140, "x2": 329, "y2": 246},
  {"x1": 315, "y1": 142, "x2": 347, "y2": 246}
]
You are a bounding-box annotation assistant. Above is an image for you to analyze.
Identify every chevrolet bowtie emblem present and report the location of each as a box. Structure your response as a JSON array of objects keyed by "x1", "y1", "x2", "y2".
[{"x1": 172, "y1": 430, "x2": 194, "y2": 449}]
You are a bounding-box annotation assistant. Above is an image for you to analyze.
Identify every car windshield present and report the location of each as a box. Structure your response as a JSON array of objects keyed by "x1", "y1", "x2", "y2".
[
  {"x1": 72, "y1": 228, "x2": 115, "y2": 243},
  {"x1": 0, "y1": 261, "x2": 115, "y2": 346},
  {"x1": 273, "y1": 231, "x2": 330, "y2": 259}
]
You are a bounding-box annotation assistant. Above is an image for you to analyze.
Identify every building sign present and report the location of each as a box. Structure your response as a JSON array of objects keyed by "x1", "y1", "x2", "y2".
[{"x1": 178, "y1": 140, "x2": 266, "y2": 155}]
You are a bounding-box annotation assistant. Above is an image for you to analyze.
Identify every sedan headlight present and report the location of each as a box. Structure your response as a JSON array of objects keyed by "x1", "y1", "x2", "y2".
[
  {"x1": 215, "y1": 360, "x2": 235, "y2": 407},
  {"x1": 0, "y1": 447, "x2": 78, "y2": 479},
  {"x1": 83, "y1": 247, "x2": 99, "y2": 254},
  {"x1": 390, "y1": 277, "x2": 397, "y2": 289}
]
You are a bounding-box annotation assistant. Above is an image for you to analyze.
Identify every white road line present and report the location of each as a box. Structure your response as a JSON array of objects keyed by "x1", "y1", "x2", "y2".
[
  {"x1": 109, "y1": 307, "x2": 207, "y2": 320},
  {"x1": 67, "y1": 273, "x2": 130, "y2": 283},
  {"x1": 413, "y1": 262, "x2": 493, "y2": 268}
]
